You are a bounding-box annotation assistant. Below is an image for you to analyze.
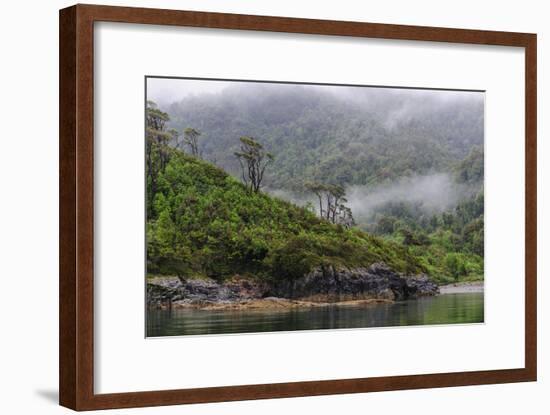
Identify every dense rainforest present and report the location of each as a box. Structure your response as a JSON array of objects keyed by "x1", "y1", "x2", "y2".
[
  {"x1": 165, "y1": 84, "x2": 483, "y2": 188},
  {"x1": 146, "y1": 139, "x2": 424, "y2": 284},
  {"x1": 147, "y1": 83, "x2": 484, "y2": 284}
]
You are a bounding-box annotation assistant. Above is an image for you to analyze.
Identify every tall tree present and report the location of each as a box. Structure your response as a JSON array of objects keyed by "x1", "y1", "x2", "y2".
[
  {"x1": 305, "y1": 182, "x2": 355, "y2": 228},
  {"x1": 146, "y1": 100, "x2": 173, "y2": 218},
  {"x1": 183, "y1": 127, "x2": 202, "y2": 157},
  {"x1": 234, "y1": 136, "x2": 274, "y2": 192}
]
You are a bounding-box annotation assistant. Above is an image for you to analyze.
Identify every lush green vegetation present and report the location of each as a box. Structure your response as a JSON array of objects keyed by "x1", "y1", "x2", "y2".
[
  {"x1": 148, "y1": 84, "x2": 485, "y2": 285},
  {"x1": 146, "y1": 147, "x2": 425, "y2": 282},
  {"x1": 374, "y1": 202, "x2": 484, "y2": 283},
  {"x1": 166, "y1": 85, "x2": 483, "y2": 190},
  {"x1": 365, "y1": 147, "x2": 484, "y2": 283}
]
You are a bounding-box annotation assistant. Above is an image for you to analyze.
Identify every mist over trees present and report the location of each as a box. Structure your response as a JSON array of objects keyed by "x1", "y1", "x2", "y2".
[
  {"x1": 148, "y1": 80, "x2": 485, "y2": 283},
  {"x1": 163, "y1": 83, "x2": 483, "y2": 190},
  {"x1": 145, "y1": 100, "x2": 426, "y2": 283}
]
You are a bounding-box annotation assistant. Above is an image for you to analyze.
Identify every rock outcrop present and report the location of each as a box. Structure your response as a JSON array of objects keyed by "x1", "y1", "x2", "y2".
[
  {"x1": 147, "y1": 276, "x2": 268, "y2": 309},
  {"x1": 147, "y1": 263, "x2": 439, "y2": 309},
  {"x1": 268, "y1": 263, "x2": 439, "y2": 302}
]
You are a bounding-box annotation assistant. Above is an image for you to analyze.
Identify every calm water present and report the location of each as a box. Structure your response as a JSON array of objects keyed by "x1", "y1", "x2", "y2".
[{"x1": 146, "y1": 293, "x2": 484, "y2": 337}]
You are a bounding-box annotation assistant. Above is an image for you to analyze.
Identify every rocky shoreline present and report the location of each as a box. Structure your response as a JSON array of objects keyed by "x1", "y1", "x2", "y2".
[{"x1": 147, "y1": 262, "x2": 440, "y2": 310}]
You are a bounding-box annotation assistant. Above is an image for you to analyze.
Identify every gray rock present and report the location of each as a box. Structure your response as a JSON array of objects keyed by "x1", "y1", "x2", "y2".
[
  {"x1": 268, "y1": 262, "x2": 438, "y2": 301},
  {"x1": 147, "y1": 263, "x2": 439, "y2": 308}
]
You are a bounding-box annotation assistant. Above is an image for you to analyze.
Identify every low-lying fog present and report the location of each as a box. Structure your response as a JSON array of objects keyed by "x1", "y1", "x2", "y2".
[{"x1": 268, "y1": 173, "x2": 475, "y2": 222}]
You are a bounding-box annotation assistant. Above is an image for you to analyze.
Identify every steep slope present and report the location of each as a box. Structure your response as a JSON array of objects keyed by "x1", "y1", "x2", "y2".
[{"x1": 146, "y1": 151, "x2": 427, "y2": 282}]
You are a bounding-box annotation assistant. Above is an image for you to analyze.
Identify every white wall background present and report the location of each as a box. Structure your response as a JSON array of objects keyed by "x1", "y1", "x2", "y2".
[{"x1": 0, "y1": 0, "x2": 547, "y2": 414}]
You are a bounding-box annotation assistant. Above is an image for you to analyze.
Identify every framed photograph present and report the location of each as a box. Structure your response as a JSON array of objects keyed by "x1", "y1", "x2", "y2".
[{"x1": 59, "y1": 4, "x2": 537, "y2": 410}]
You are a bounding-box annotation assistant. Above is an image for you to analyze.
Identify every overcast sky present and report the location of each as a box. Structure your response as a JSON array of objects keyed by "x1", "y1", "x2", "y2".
[
  {"x1": 147, "y1": 78, "x2": 230, "y2": 105},
  {"x1": 146, "y1": 77, "x2": 483, "y2": 107}
]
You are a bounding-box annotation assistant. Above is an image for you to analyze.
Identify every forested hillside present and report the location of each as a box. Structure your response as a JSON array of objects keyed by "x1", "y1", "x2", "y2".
[
  {"x1": 146, "y1": 108, "x2": 425, "y2": 282},
  {"x1": 165, "y1": 84, "x2": 484, "y2": 190},
  {"x1": 148, "y1": 81, "x2": 484, "y2": 284}
]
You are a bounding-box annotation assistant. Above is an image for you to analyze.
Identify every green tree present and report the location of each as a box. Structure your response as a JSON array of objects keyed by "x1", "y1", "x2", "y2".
[
  {"x1": 147, "y1": 208, "x2": 192, "y2": 283},
  {"x1": 146, "y1": 100, "x2": 173, "y2": 218},
  {"x1": 234, "y1": 136, "x2": 274, "y2": 192},
  {"x1": 305, "y1": 182, "x2": 354, "y2": 227},
  {"x1": 444, "y1": 253, "x2": 467, "y2": 282},
  {"x1": 182, "y1": 127, "x2": 202, "y2": 157}
]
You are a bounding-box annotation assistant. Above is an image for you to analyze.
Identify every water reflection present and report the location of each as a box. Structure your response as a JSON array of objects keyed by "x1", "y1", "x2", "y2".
[{"x1": 147, "y1": 293, "x2": 484, "y2": 337}]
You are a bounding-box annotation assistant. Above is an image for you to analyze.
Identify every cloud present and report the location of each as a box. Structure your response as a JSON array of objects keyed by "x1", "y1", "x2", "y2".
[
  {"x1": 146, "y1": 77, "x2": 231, "y2": 106},
  {"x1": 346, "y1": 173, "x2": 471, "y2": 219}
]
